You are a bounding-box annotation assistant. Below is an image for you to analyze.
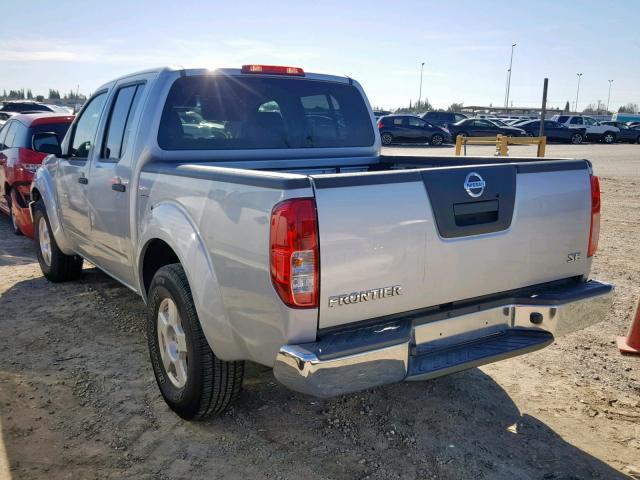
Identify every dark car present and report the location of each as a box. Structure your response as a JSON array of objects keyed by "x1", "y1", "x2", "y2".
[
  {"x1": 377, "y1": 115, "x2": 452, "y2": 145},
  {"x1": 0, "y1": 101, "x2": 61, "y2": 113},
  {"x1": 421, "y1": 111, "x2": 468, "y2": 128},
  {"x1": 447, "y1": 118, "x2": 525, "y2": 139},
  {"x1": 517, "y1": 120, "x2": 585, "y2": 144},
  {"x1": 601, "y1": 121, "x2": 640, "y2": 143},
  {"x1": 373, "y1": 109, "x2": 391, "y2": 119}
]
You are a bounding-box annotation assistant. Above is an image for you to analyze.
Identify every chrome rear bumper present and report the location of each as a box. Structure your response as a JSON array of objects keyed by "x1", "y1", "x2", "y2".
[{"x1": 273, "y1": 280, "x2": 613, "y2": 398}]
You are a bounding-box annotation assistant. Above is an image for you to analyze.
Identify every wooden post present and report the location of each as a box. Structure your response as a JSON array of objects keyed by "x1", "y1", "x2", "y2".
[
  {"x1": 537, "y1": 136, "x2": 546, "y2": 157},
  {"x1": 499, "y1": 135, "x2": 508, "y2": 156},
  {"x1": 455, "y1": 135, "x2": 463, "y2": 156}
]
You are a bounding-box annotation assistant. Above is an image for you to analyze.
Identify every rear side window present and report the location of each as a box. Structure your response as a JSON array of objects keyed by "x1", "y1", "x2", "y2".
[
  {"x1": 556, "y1": 116, "x2": 569, "y2": 123},
  {"x1": 102, "y1": 83, "x2": 145, "y2": 161},
  {"x1": 2, "y1": 121, "x2": 18, "y2": 148},
  {"x1": 570, "y1": 117, "x2": 583, "y2": 125},
  {"x1": 158, "y1": 75, "x2": 375, "y2": 150}
]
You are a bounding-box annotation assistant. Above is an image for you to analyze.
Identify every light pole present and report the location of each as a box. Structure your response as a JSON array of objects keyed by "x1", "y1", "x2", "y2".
[
  {"x1": 575, "y1": 73, "x2": 583, "y2": 112},
  {"x1": 418, "y1": 62, "x2": 425, "y2": 110},
  {"x1": 607, "y1": 79, "x2": 613, "y2": 113},
  {"x1": 504, "y1": 43, "x2": 516, "y2": 110}
]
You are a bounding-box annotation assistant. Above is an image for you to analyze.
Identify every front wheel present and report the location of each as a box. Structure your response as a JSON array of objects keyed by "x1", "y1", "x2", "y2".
[
  {"x1": 636, "y1": 134, "x2": 640, "y2": 144},
  {"x1": 33, "y1": 200, "x2": 83, "y2": 282},
  {"x1": 430, "y1": 133, "x2": 444, "y2": 146},
  {"x1": 147, "y1": 264, "x2": 244, "y2": 420},
  {"x1": 602, "y1": 132, "x2": 616, "y2": 144},
  {"x1": 570, "y1": 132, "x2": 583, "y2": 144},
  {"x1": 381, "y1": 133, "x2": 393, "y2": 145}
]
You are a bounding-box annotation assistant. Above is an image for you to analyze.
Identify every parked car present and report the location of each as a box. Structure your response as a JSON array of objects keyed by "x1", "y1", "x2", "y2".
[
  {"x1": 0, "y1": 113, "x2": 74, "y2": 236},
  {"x1": 550, "y1": 115, "x2": 619, "y2": 144},
  {"x1": 378, "y1": 115, "x2": 451, "y2": 145},
  {"x1": 31, "y1": 65, "x2": 612, "y2": 421},
  {"x1": 373, "y1": 109, "x2": 391, "y2": 119},
  {"x1": 600, "y1": 121, "x2": 640, "y2": 143},
  {"x1": 0, "y1": 101, "x2": 64, "y2": 113},
  {"x1": 421, "y1": 111, "x2": 467, "y2": 128},
  {"x1": 517, "y1": 120, "x2": 585, "y2": 144},
  {"x1": 447, "y1": 118, "x2": 526, "y2": 139},
  {"x1": 0, "y1": 111, "x2": 17, "y2": 127}
]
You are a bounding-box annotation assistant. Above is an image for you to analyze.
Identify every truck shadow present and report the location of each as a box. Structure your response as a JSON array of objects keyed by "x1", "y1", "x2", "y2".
[{"x1": 0, "y1": 216, "x2": 628, "y2": 479}]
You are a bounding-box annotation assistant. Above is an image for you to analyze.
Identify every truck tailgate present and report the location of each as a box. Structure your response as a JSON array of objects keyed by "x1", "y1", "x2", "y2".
[{"x1": 312, "y1": 161, "x2": 593, "y2": 329}]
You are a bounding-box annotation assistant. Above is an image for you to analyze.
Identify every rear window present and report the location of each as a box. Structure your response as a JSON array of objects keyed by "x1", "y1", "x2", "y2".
[
  {"x1": 158, "y1": 75, "x2": 375, "y2": 150},
  {"x1": 27, "y1": 122, "x2": 72, "y2": 148}
]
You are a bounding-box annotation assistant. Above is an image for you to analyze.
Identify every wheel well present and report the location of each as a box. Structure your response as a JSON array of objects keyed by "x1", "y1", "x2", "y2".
[{"x1": 142, "y1": 239, "x2": 180, "y2": 295}]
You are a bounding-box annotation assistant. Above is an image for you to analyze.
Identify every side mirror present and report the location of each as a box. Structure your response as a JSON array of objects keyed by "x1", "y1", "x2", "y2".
[{"x1": 32, "y1": 132, "x2": 62, "y2": 156}]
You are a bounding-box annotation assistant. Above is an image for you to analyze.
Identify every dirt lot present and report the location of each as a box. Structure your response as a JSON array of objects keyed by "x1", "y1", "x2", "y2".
[{"x1": 0, "y1": 144, "x2": 639, "y2": 479}]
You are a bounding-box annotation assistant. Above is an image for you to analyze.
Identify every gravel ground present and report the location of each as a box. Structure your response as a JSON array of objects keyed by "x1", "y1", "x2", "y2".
[{"x1": 0, "y1": 144, "x2": 638, "y2": 479}]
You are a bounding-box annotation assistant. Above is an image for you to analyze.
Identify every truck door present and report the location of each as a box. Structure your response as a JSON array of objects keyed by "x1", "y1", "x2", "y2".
[
  {"x1": 57, "y1": 91, "x2": 108, "y2": 253},
  {"x1": 87, "y1": 81, "x2": 146, "y2": 285}
]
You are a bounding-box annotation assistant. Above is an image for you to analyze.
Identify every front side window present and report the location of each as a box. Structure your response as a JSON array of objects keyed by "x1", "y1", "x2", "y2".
[
  {"x1": 0, "y1": 122, "x2": 9, "y2": 149},
  {"x1": 158, "y1": 75, "x2": 374, "y2": 150},
  {"x1": 407, "y1": 117, "x2": 425, "y2": 127},
  {"x1": 70, "y1": 92, "x2": 107, "y2": 159},
  {"x1": 583, "y1": 117, "x2": 597, "y2": 126},
  {"x1": 2, "y1": 121, "x2": 18, "y2": 148}
]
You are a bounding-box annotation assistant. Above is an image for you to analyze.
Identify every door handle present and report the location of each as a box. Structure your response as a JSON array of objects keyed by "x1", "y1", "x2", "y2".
[
  {"x1": 78, "y1": 177, "x2": 88, "y2": 185},
  {"x1": 111, "y1": 183, "x2": 126, "y2": 192}
]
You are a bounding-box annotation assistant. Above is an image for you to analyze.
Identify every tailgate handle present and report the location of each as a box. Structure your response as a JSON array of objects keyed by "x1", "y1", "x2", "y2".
[{"x1": 453, "y1": 200, "x2": 499, "y2": 226}]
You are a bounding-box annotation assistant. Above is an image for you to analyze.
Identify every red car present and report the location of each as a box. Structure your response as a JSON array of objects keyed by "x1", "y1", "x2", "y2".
[{"x1": 0, "y1": 113, "x2": 74, "y2": 237}]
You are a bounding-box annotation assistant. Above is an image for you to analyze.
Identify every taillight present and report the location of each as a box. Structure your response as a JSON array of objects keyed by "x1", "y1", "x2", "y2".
[
  {"x1": 377, "y1": 120, "x2": 383, "y2": 129},
  {"x1": 18, "y1": 147, "x2": 47, "y2": 165},
  {"x1": 588, "y1": 175, "x2": 601, "y2": 257},
  {"x1": 270, "y1": 198, "x2": 319, "y2": 308}
]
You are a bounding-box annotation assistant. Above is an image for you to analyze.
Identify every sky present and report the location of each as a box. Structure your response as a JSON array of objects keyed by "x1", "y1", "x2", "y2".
[{"x1": 2, "y1": 0, "x2": 639, "y2": 111}]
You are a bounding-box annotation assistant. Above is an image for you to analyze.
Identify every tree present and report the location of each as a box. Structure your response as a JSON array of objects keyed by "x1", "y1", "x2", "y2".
[
  {"x1": 48, "y1": 89, "x2": 61, "y2": 100},
  {"x1": 35, "y1": 95, "x2": 45, "y2": 102},
  {"x1": 564, "y1": 101, "x2": 570, "y2": 112},
  {"x1": 618, "y1": 103, "x2": 639, "y2": 114},
  {"x1": 582, "y1": 104, "x2": 598, "y2": 114},
  {"x1": 26, "y1": 89, "x2": 33, "y2": 99},
  {"x1": 447, "y1": 102, "x2": 464, "y2": 112}
]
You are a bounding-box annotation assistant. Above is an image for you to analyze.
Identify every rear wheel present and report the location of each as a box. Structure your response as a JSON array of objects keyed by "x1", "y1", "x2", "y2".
[
  {"x1": 570, "y1": 132, "x2": 583, "y2": 144},
  {"x1": 430, "y1": 133, "x2": 444, "y2": 146},
  {"x1": 381, "y1": 133, "x2": 393, "y2": 145},
  {"x1": 602, "y1": 131, "x2": 616, "y2": 144},
  {"x1": 637, "y1": 134, "x2": 640, "y2": 144},
  {"x1": 148, "y1": 264, "x2": 244, "y2": 420},
  {"x1": 33, "y1": 200, "x2": 83, "y2": 282},
  {"x1": 8, "y1": 191, "x2": 22, "y2": 235}
]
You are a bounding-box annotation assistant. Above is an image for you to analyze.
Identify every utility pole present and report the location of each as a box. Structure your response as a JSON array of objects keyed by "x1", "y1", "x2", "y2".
[
  {"x1": 418, "y1": 62, "x2": 425, "y2": 110},
  {"x1": 539, "y1": 78, "x2": 548, "y2": 138},
  {"x1": 607, "y1": 79, "x2": 613, "y2": 113},
  {"x1": 504, "y1": 43, "x2": 516, "y2": 110},
  {"x1": 575, "y1": 73, "x2": 583, "y2": 112}
]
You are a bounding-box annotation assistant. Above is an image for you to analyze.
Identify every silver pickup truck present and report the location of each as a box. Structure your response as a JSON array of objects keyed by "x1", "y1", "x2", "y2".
[{"x1": 31, "y1": 65, "x2": 613, "y2": 420}]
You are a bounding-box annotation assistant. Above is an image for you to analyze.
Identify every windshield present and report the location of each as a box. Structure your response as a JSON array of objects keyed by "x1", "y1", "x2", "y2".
[{"x1": 158, "y1": 75, "x2": 375, "y2": 150}]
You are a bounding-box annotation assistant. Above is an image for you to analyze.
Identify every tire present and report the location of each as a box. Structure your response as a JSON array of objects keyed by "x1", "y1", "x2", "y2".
[
  {"x1": 381, "y1": 133, "x2": 393, "y2": 145},
  {"x1": 430, "y1": 134, "x2": 444, "y2": 146},
  {"x1": 570, "y1": 132, "x2": 583, "y2": 145},
  {"x1": 147, "y1": 263, "x2": 244, "y2": 420},
  {"x1": 602, "y1": 131, "x2": 616, "y2": 144},
  {"x1": 8, "y1": 190, "x2": 22, "y2": 235},
  {"x1": 33, "y1": 200, "x2": 84, "y2": 282},
  {"x1": 637, "y1": 134, "x2": 640, "y2": 144}
]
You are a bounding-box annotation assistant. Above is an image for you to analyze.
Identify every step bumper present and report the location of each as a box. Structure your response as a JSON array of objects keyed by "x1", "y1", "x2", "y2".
[{"x1": 273, "y1": 280, "x2": 613, "y2": 398}]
